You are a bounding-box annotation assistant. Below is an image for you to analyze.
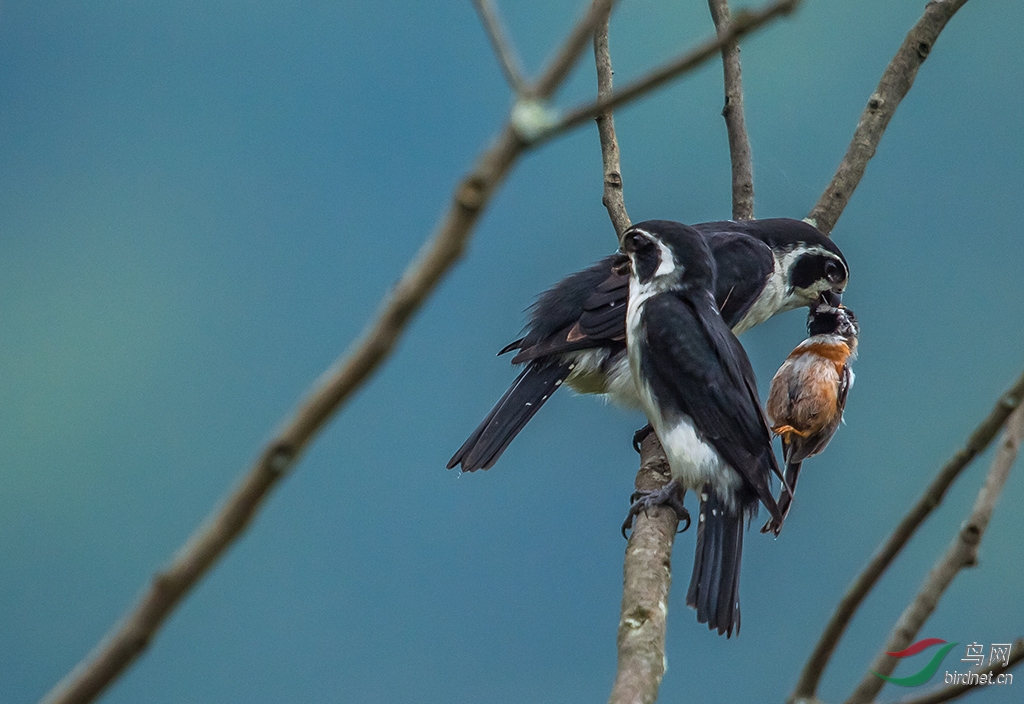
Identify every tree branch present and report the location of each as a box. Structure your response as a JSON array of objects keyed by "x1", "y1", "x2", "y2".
[
  {"x1": 536, "y1": 0, "x2": 802, "y2": 145},
  {"x1": 845, "y1": 403, "x2": 1024, "y2": 704},
  {"x1": 806, "y1": 0, "x2": 970, "y2": 235},
  {"x1": 472, "y1": 0, "x2": 529, "y2": 95},
  {"x1": 593, "y1": 0, "x2": 631, "y2": 237},
  {"x1": 609, "y1": 433, "x2": 680, "y2": 704},
  {"x1": 707, "y1": 0, "x2": 754, "y2": 220},
  {"x1": 891, "y1": 637, "x2": 1024, "y2": 704},
  {"x1": 791, "y1": 369, "x2": 1024, "y2": 703}
]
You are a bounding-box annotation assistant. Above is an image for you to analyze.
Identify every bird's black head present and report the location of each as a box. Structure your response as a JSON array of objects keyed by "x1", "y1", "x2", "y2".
[
  {"x1": 778, "y1": 223, "x2": 849, "y2": 303},
  {"x1": 621, "y1": 220, "x2": 715, "y2": 292},
  {"x1": 807, "y1": 303, "x2": 859, "y2": 339},
  {"x1": 693, "y1": 218, "x2": 849, "y2": 310}
]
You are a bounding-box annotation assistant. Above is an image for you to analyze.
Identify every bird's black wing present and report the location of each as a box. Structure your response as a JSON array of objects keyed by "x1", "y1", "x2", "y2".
[
  {"x1": 639, "y1": 293, "x2": 781, "y2": 520},
  {"x1": 506, "y1": 226, "x2": 779, "y2": 365},
  {"x1": 703, "y1": 233, "x2": 775, "y2": 329},
  {"x1": 510, "y1": 254, "x2": 629, "y2": 363}
]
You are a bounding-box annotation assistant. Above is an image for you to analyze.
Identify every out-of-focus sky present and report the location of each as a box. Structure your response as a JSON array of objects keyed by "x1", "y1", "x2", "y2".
[{"x1": 1, "y1": 1, "x2": 1021, "y2": 702}]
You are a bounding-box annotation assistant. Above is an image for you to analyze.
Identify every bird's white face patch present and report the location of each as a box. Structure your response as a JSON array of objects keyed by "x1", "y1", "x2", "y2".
[{"x1": 654, "y1": 237, "x2": 677, "y2": 278}]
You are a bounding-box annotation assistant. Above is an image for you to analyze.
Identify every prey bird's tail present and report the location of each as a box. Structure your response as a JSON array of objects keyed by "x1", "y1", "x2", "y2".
[
  {"x1": 447, "y1": 361, "x2": 571, "y2": 472},
  {"x1": 686, "y1": 489, "x2": 745, "y2": 638},
  {"x1": 762, "y1": 460, "x2": 801, "y2": 535}
]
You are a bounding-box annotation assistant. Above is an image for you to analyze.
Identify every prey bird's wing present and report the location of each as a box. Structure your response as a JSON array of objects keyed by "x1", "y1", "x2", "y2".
[{"x1": 640, "y1": 293, "x2": 781, "y2": 520}]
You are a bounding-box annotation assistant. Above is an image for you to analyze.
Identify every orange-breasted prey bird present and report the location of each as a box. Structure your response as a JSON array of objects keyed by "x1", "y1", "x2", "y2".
[{"x1": 763, "y1": 304, "x2": 858, "y2": 533}]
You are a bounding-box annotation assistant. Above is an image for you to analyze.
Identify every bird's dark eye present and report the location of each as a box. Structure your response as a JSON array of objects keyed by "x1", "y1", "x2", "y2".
[
  {"x1": 825, "y1": 259, "x2": 845, "y2": 283},
  {"x1": 627, "y1": 232, "x2": 650, "y2": 252}
]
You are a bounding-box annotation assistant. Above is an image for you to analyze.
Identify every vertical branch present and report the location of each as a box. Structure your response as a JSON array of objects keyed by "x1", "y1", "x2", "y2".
[
  {"x1": 593, "y1": 0, "x2": 631, "y2": 237},
  {"x1": 609, "y1": 434, "x2": 679, "y2": 704},
  {"x1": 707, "y1": 0, "x2": 754, "y2": 220},
  {"x1": 807, "y1": 0, "x2": 970, "y2": 234},
  {"x1": 844, "y1": 404, "x2": 1024, "y2": 704}
]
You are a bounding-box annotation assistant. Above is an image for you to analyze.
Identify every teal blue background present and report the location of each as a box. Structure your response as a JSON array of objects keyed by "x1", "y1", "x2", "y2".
[{"x1": 1, "y1": 1, "x2": 1021, "y2": 702}]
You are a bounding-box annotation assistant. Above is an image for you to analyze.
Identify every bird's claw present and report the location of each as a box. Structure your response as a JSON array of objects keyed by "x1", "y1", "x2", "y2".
[
  {"x1": 760, "y1": 517, "x2": 783, "y2": 536},
  {"x1": 621, "y1": 479, "x2": 690, "y2": 538},
  {"x1": 632, "y1": 424, "x2": 655, "y2": 454}
]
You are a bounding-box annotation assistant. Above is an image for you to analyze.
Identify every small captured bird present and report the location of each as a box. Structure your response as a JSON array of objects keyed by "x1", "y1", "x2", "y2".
[
  {"x1": 448, "y1": 218, "x2": 849, "y2": 472},
  {"x1": 763, "y1": 303, "x2": 859, "y2": 534},
  {"x1": 622, "y1": 220, "x2": 783, "y2": 638}
]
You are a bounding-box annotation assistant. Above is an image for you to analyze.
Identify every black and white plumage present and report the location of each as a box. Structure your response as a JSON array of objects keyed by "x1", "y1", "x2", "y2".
[
  {"x1": 622, "y1": 220, "x2": 783, "y2": 638},
  {"x1": 448, "y1": 218, "x2": 848, "y2": 473}
]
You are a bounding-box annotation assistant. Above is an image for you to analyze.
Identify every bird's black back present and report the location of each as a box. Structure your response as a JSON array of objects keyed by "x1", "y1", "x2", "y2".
[{"x1": 637, "y1": 291, "x2": 781, "y2": 520}]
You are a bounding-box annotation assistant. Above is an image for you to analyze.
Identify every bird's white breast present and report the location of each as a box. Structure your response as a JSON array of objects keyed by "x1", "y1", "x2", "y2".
[{"x1": 625, "y1": 283, "x2": 741, "y2": 509}]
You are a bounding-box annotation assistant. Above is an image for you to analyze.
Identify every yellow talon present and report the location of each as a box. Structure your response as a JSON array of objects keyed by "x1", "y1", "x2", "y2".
[{"x1": 772, "y1": 424, "x2": 810, "y2": 439}]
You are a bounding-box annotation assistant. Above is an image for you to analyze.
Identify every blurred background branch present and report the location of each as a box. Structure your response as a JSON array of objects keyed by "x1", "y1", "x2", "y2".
[
  {"x1": 472, "y1": 0, "x2": 529, "y2": 96},
  {"x1": 793, "y1": 370, "x2": 1024, "y2": 702},
  {"x1": 806, "y1": 0, "x2": 971, "y2": 235},
  {"x1": 845, "y1": 404, "x2": 1024, "y2": 704}
]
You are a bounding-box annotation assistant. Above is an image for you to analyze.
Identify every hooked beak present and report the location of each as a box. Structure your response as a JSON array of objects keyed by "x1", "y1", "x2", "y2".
[{"x1": 819, "y1": 289, "x2": 843, "y2": 307}]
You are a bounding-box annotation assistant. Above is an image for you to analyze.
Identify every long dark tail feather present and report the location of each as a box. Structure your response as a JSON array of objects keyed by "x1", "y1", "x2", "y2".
[
  {"x1": 686, "y1": 489, "x2": 744, "y2": 638},
  {"x1": 447, "y1": 361, "x2": 571, "y2": 472}
]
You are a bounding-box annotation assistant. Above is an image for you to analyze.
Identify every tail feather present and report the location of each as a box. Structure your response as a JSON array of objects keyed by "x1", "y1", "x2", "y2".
[
  {"x1": 686, "y1": 490, "x2": 745, "y2": 638},
  {"x1": 447, "y1": 361, "x2": 571, "y2": 472}
]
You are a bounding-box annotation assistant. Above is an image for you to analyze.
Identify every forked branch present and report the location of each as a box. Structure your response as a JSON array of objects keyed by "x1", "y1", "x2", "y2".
[{"x1": 537, "y1": 0, "x2": 801, "y2": 145}]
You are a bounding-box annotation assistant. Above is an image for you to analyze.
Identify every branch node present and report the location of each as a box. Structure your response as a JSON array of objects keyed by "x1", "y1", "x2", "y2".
[
  {"x1": 267, "y1": 443, "x2": 295, "y2": 476},
  {"x1": 456, "y1": 175, "x2": 488, "y2": 213},
  {"x1": 623, "y1": 606, "x2": 654, "y2": 629},
  {"x1": 510, "y1": 98, "x2": 560, "y2": 144}
]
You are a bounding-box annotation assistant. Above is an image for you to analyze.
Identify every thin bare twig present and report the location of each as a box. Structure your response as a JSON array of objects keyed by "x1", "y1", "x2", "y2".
[
  {"x1": 609, "y1": 434, "x2": 680, "y2": 704},
  {"x1": 536, "y1": 0, "x2": 802, "y2": 145},
  {"x1": 845, "y1": 404, "x2": 1024, "y2": 704},
  {"x1": 707, "y1": 0, "x2": 754, "y2": 220},
  {"x1": 806, "y1": 0, "x2": 970, "y2": 235},
  {"x1": 472, "y1": 0, "x2": 529, "y2": 95},
  {"x1": 891, "y1": 637, "x2": 1024, "y2": 704},
  {"x1": 792, "y1": 369, "x2": 1024, "y2": 703},
  {"x1": 593, "y1": 0, "x2": 631, "y2": 237}
]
